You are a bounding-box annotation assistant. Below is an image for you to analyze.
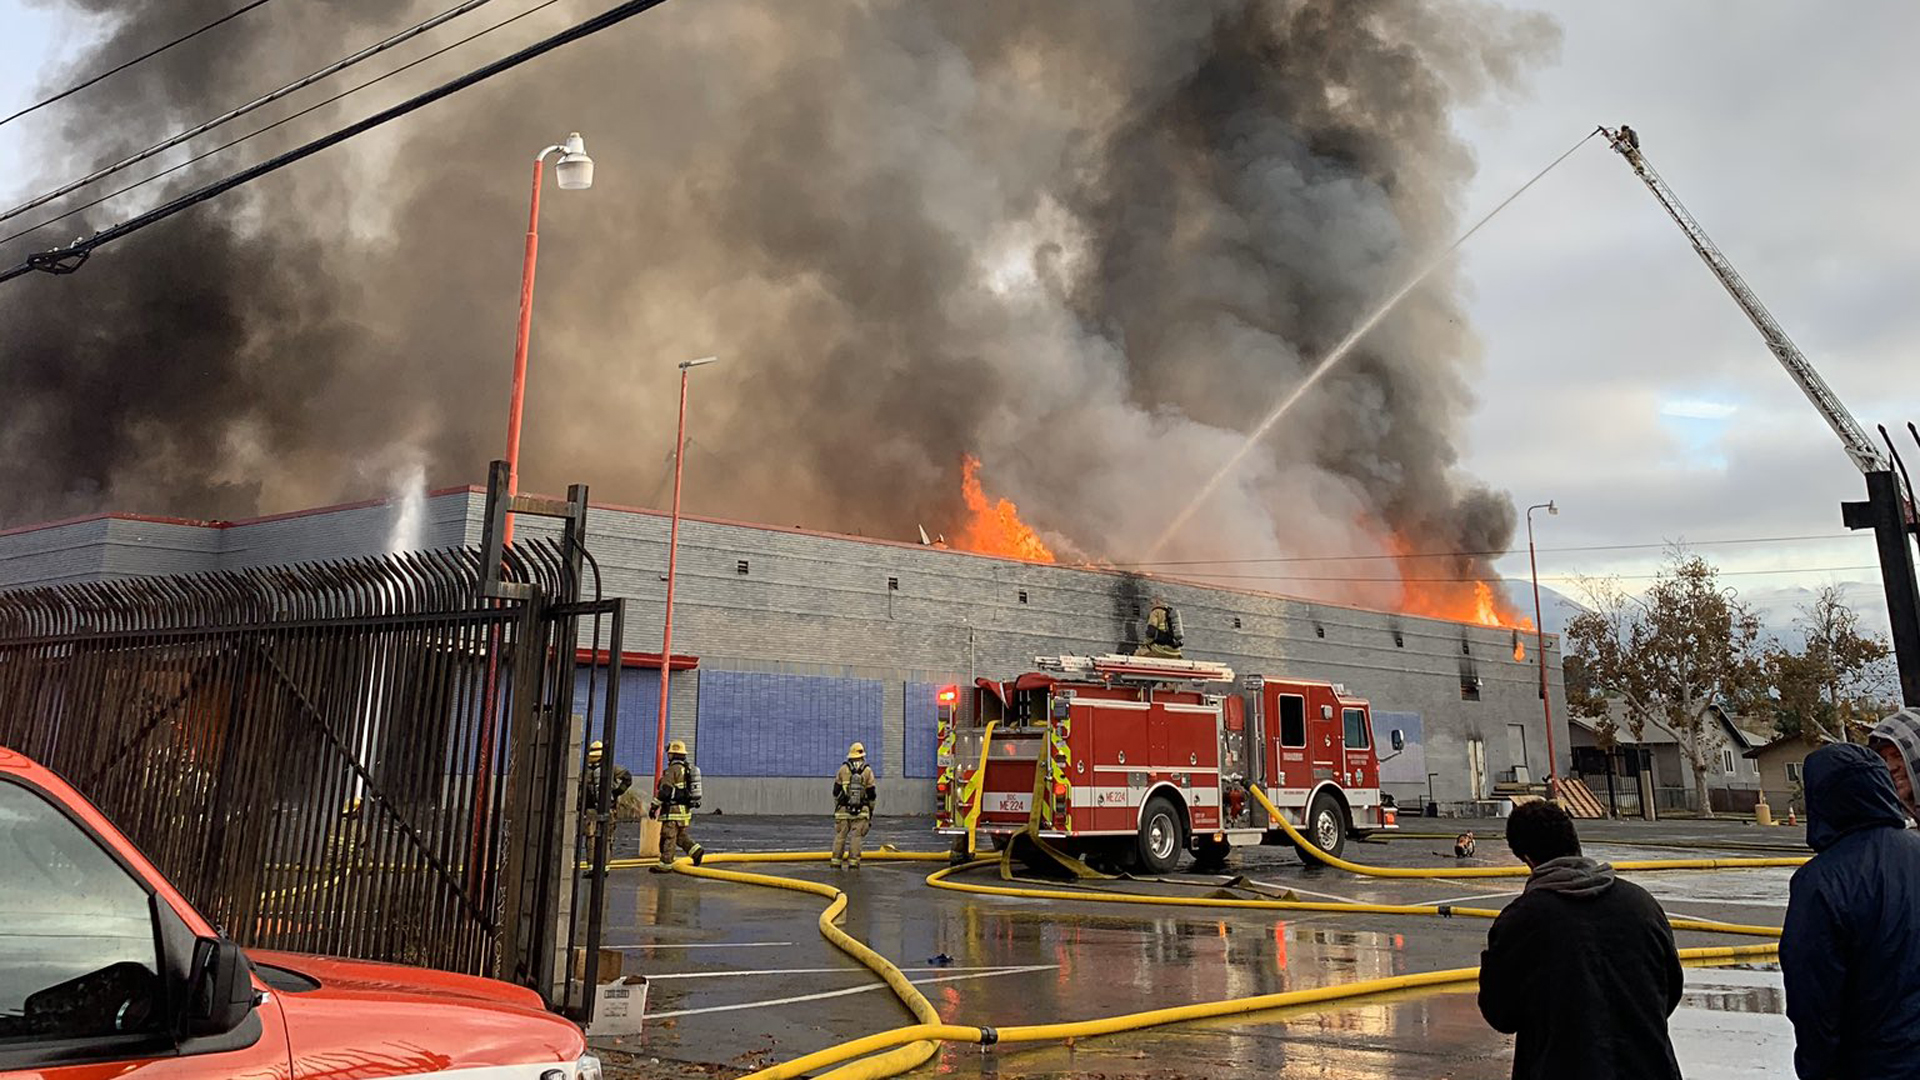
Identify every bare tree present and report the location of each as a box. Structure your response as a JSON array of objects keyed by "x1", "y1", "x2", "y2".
[
  {"x1": 1565, "y1": 553, "x2": 1766, "y2": 817},
  {"x1": 1765, "y1": 586, "x2": 1894, "y2": 742}
]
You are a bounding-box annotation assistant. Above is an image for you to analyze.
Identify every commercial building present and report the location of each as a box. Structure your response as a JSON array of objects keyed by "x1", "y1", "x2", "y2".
[{"x1": 0, "y1": 486, "x2": 1569, "y2": 816}]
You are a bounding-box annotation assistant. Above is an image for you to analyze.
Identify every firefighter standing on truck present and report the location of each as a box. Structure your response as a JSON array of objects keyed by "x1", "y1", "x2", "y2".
[
  {"x1": 649, "y1": 739, "x2": 706, "y2": 873},
  {"x1": 1135, "y1": 597, "x2": 1185, "y2": 659},
  {"x1": 831, "y1": 742, "x2": 878, "y2": 869}
]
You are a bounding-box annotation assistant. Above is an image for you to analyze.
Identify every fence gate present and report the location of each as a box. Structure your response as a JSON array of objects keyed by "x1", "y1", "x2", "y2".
[{"x1": 0, "y1": 486, "x2": 623, "y2": 1021}]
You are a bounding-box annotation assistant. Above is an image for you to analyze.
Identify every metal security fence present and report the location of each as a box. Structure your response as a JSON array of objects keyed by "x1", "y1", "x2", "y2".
[{"x1": 0, "y1": 526, "x2": 623, "y2": 1018}]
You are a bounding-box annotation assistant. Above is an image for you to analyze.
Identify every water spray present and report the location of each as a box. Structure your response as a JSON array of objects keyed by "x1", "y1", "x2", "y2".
[{"x1": 1146, "y1": 128, "x2": 1602, "y2": 559}]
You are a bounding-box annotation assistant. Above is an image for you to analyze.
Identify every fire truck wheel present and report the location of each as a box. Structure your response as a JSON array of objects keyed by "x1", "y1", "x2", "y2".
[
  {"x1": 1135, "y1": 795, "x2": 1187, "y2": 875},
  {"x1": 1191, "y1": 835, "x2": 1230, "y2": 872},
  {"x1": 1299, "y1": 791, "x2": 1349, "y2": 859}
]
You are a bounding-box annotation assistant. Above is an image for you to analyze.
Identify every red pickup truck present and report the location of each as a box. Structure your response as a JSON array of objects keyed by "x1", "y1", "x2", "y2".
[{"x1": 0, "y1": 745, "x2": 600, "y2": 1079}]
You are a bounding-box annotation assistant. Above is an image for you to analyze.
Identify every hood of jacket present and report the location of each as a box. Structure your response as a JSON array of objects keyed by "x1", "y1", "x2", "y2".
[
  {"x1": 1869, "y1": 708, "x2": 1920, "y2": 807},
  {"x1": 1805, "y1": 742, "x2": 1909, "y2": 852},
  {"x1": 1524, "y1": 855, "x2": 1617, "y2": 898}
]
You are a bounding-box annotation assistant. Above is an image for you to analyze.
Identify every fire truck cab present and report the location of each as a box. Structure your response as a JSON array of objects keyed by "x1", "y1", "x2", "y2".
[{"x1": 935, "y1": 655, "x2": 1399, "y2": 873}]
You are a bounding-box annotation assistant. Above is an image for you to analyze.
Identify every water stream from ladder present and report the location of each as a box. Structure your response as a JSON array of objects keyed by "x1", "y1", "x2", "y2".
[{"x1": 1146, "y1": 128, "x2": 1602, "y2": 560}]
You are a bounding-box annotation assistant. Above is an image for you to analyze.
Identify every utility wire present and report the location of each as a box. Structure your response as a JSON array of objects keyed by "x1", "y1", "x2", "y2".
[
  {"x1": 0, "y1": 0, "x2": 675, "y2": 285},
  {"x1": 1, "y1": 0, "x2": 501, "y2": 226},
  {"x1": 1106, "y1": 532, "x2": 1867, "y2": 568},
  {"x1": 0, "y1": 0, "x2": 282, "y2": 128},
  {"x1": 1, "y1": 0, "x2": 569, "y2": 251},
  {"x1": 1164, "y1": 564, "x2": 1881, "y2": 585}
]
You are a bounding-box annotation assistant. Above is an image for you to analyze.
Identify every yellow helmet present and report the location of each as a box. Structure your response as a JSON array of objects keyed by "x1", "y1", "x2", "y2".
[
  {"x1": 341, "y1": 796, "x2": 363, "y2": 818},
  {"x1": 847, "y1": 742, "x2": 866, "y2": 760},
  {"x1": 667, "y1": 739, "x2": 688, "y2": 756},
  {"x1": 587, "y1": 740, "x2": 604, "y2": 763}
]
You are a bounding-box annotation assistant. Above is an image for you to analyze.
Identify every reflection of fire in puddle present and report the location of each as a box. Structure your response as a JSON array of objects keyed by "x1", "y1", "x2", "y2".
[{"x1": 1682, "y1": 984, "x2": 1785, "y2": 1014}]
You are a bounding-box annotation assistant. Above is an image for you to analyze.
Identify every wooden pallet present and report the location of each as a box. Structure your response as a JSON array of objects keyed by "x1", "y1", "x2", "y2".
[{"x1": 1559, "y1": 777, "x2": 1607, "y2": 819}]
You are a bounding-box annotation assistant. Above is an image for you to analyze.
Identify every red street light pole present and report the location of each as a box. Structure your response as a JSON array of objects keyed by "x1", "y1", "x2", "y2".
[
  {"x1": 654, "y1": 356, "x2": 717, "y2": 785},
  {"x1": 472, "y1": 133, "x2": 592, "y2": 892},
  {"x1": 501, "y1": 132, "x2": 594, "y2": 544},
  {"x1": 1526, "y1": 500, "x2": 1560, "y2": 801}
]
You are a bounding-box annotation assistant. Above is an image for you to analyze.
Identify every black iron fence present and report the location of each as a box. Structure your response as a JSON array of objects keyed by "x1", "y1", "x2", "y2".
[{"x1": 0, "y1": 535, "x2": 621, "y2": 1017}]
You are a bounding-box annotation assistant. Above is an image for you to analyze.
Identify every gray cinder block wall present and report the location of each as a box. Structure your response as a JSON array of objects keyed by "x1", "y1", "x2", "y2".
[{"x1": 0, "y1": 488, "x2": 1568, "y2": 815}]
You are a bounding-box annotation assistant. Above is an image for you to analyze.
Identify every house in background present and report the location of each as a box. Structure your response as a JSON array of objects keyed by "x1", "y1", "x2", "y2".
[
  {"x1": 1745, "y1": 734, "x2": 1821, "y2": 815},
  {"x1": 1568, "y1": 700, "x2": 1767, "y2": 816}
]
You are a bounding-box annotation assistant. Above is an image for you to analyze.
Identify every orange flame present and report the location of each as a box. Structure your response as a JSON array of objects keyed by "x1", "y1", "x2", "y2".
[
  {"x1": 1389, "y1": 535, "x2": 1532, "y2": 630},
  {"x1": 956, "y1": 455, "x2": 1056, "y2": 563}
]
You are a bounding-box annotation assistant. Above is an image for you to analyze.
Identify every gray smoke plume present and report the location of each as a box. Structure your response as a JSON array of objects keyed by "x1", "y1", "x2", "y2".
[{"x1": 0, "y1": 0, "x2": 1557, "y2": 611}]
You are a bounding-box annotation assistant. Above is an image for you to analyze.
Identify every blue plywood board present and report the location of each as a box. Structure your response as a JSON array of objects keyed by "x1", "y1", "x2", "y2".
[
  {"x1": 696, "y1": 670, "x2": 884, "y2": 777},
  {"x1": 572, "y1": 665, "x2": 661, "y2": 779},
  {"x1": 903, "y1": 682, "x2": 940, "y2": 778}
]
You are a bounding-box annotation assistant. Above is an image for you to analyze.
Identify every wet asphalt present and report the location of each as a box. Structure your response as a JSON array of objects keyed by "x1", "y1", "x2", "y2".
[{"x1": 587, "y1": 815, "x2": 1806, "y2": 1079}]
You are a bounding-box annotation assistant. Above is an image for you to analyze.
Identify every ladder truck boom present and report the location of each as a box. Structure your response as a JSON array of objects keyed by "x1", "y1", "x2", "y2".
[
  {"x1": 1600, "y1": 125, "x2": 1888, "y2": 474},
  {"x1": 1599, "y1": 124, "x2": 1920, "y2": 707}
]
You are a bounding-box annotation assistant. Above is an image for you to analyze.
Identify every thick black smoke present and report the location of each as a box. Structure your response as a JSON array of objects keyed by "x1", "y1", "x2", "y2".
[{"x1": 1, "y1": 0, "x2": 1556, "y2": 607}]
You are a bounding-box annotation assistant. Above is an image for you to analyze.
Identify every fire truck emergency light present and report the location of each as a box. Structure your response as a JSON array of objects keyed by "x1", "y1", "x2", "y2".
[{"x1": 937, "y1": 687, "x2": 958, "y2": 703}]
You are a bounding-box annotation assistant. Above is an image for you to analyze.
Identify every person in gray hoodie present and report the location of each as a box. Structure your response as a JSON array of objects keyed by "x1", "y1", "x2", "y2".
[
  {"x1": 1479, "y1": 800, "x2": 1683, "y2": 1080},
  {"x1": 1869, "y1": 707, "x2": 1920, "y2": 821}
]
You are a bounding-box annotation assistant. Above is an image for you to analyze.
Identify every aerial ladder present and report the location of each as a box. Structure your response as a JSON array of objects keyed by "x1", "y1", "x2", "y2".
[{"x1": 1599, "y1": 125, "x2": 1920, "y2": 706}]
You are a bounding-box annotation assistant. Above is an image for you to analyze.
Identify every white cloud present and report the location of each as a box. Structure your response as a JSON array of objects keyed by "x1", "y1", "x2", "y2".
[{"x1": 1660, "y1": 398, "x2": 1739, "y2": 420}]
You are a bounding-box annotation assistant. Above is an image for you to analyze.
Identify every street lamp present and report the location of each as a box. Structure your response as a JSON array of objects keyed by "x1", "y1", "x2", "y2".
[
  {"x1": 1527, "y1": 500, "x2": 1560, "y2": 801},
  {"x1": 654, "y1": 356, "x2": 718, "y2": 785},
  {"x1": 501, "y1": 132, "x2": 595, "y2": 544}
]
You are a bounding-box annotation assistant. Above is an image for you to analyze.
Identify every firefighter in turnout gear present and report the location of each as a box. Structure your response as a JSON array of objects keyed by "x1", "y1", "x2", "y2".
[
  {"x1": 649, "y1": 739, "x2": 705, "y2": 872},
  {"x1": 831, "y1": 743, "x2": 877, "y2": 869},
  {"x1": 581, "y1": 740, "x2": 632, "y2": 841},
  {"x1": 1135, "y1": 598, "x2": 1185, "y2": 659}
]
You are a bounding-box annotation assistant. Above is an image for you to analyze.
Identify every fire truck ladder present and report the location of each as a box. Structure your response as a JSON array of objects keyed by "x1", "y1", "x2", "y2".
[{"x1": 1600, "y1": 125, "x2": 1920, "y2": 706}]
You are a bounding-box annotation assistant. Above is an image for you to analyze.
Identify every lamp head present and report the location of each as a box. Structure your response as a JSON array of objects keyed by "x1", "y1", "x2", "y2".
[
  {"x1": 1547, "y1": 500, "x2": 1559, "y2": 516},
  {"x1": 679, "y1": 355, "x2": 718, "y2": 370},
  {"x1": 554, "y1": 132, "x2": 593, "y2": 190}
]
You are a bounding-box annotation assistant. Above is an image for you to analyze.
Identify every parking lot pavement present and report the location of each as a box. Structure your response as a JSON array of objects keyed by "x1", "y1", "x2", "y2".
[{"x1": 590, "y1": 815, "x2": 1800, "y2": 1079}]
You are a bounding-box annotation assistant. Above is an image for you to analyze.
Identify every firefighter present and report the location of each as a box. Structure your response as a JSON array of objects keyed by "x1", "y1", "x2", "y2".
[
  {"x1": 580, "y1": 740, "x2": 632, "y2": 850},
  {"x1": 1135, "y1": 597, "x2": 1185, "y2": 659},
  {"x1": 649, "y1": 739, "x2": 705, "y2": 873},
  {"x1": 831, "y1": 742, "x2": 878, "y2": 869}
]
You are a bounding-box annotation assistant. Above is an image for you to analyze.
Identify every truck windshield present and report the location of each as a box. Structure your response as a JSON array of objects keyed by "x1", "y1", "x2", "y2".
[{"x1": 0, "y1": 781, "x2": 163, "y2": 1044}]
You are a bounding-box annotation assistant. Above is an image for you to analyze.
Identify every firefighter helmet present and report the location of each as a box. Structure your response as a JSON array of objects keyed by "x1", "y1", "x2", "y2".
[
  {"x1": 847, "y1": 742, "x2": 866, "y2": 760},
  {"x1": 667, "y1": 739, "x2": 688, "y2": 757},
  {"x1": 342, "y1": 795, "x2": 363, "y2": 818},
  {"x1": 587, "y1": 740, "x2": 604, "y2": 763}
]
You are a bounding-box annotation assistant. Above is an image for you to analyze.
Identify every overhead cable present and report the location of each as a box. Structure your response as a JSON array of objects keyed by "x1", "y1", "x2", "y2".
[
  {"x1": 0, "y1": 0, "x2": 569, "y2": 251},
  {"x1": 0, "y1": 0, "x2": 676, "y2": 286},
  {"x1": 1, "y1": 0, "x2": 500, "y2": 225},
  {"x1": 0, "y1": 0, "x2": 282, "y2": 128}
]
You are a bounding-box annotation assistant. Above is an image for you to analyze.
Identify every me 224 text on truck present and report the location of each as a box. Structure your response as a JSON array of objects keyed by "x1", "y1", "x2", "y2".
[
  {"x1": 0, "y1": 744, "x2": 601, "y2": 1080},
  {"x1": 935, "y1": 654, "x2": 1402, "y2": 873}
]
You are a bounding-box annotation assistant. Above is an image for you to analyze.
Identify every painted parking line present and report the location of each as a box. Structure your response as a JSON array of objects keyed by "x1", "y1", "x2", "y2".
[
  {"x1": 1421, "y1": 890, "x2": 1522, "y2": 908},
  {"x1": 645, "y1": 964, "x2": 1060, "y2": 1019},
  {"x1": 604, "y1": 940, "x2": 795, "y2": 950},
  {"x1": 1247, "y1": 880, "x2": 1369, "y2": 905},
  {"x1": 648, "y1": 965, "x2": 1038, "y2": 980}
]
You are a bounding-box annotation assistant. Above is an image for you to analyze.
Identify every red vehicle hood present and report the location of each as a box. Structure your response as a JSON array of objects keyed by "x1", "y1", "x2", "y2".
[{"x1": 250, "y1": 950, "x2": 585, "y2": 1077}]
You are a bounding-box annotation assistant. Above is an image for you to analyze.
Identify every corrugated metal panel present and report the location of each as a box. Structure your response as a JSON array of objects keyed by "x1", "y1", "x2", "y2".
[
  {"x1": 903, "y1": 681, "x2": 940, "y2": 778},
  {"x1": 574, "y1": 665, "x2": 660, "y2": 779},
  {"x1": 696, "y1": 670, "x2": 883, "y2": 777}
]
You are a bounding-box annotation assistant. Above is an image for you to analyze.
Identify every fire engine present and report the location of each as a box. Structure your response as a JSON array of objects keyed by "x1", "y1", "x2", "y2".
[
  {"x1": 935, "y1": 654, "x2": 1401, "y2": 872},
  {"x1": 0, "y1": 745, "x2": 599, "y2": 1078}
]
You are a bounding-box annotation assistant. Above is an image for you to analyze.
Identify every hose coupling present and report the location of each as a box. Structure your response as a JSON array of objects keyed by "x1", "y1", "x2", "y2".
[{"x1": 978, "y1": 1026, "x2": 999, "y2": 1046}]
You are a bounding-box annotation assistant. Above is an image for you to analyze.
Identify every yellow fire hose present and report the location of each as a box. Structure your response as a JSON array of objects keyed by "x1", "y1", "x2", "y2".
[{"x1": 1249, "y1": 785, "x2": 1808, "y2": 877}]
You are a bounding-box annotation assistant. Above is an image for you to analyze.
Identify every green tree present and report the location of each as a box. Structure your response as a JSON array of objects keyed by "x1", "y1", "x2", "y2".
[
  {"x1": 1763, "y1": 586, "x2": 1892, "y2": 742},
  {"x1": 1565, "y1": 553, "x2": 1767, "y2": 817}
]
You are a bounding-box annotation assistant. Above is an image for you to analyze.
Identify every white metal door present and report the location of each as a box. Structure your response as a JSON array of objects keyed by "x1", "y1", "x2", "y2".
[{"x1": 1468, "y1": 738, "x2": 1487, "y2": 800}]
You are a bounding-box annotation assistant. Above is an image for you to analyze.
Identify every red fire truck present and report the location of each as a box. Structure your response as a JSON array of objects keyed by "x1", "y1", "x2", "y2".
[{"x1": 935, "y1": 654, "x2": 1401, "y2": 873}]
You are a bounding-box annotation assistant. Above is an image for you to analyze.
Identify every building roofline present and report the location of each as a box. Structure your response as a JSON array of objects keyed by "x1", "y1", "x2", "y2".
[{"x1": 0, "y1": 483, "x2": 1549, "y2": 638}]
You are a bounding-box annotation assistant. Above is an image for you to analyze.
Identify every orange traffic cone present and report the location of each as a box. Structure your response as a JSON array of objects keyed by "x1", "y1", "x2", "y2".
[{"x1": 1786, "y1": 807, "x2": 1798, "y2": 827}]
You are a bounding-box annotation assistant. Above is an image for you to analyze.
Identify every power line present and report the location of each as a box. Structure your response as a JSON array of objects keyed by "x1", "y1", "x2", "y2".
[
  {"x1": 1, "y1": 0, "x2": 283, "y2": 128},
  {"x1": 1162, "y1": 564, "x2": 1881, "y2": 585},
  {"x1": 1, "y1": 0, "x2": 675, "y2": 285},
  {"x1": 1105, "y1": 532, "x2": 1867, "y2": 568},
  {"x1": 2, "y1": 0, "x2": 566, "y2": 251},
  {"x1": 1, "y1": 0, "x2": 501, "y2": 226}
]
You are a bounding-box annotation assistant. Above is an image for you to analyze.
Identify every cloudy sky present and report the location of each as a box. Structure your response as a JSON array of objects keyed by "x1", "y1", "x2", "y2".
[{"x1": 1, "y1": 1, "x2": 1915, "y2": 634}]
